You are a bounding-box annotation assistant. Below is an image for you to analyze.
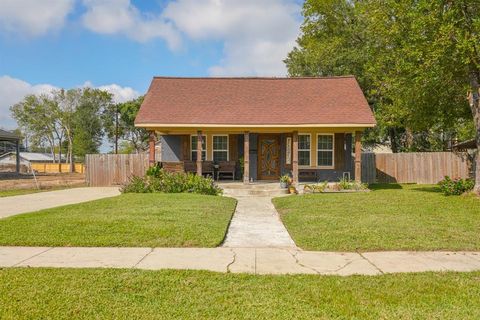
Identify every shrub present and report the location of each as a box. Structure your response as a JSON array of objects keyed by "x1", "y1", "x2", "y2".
[
  {"x1": 122, "y1": 168, "x2": 222, "y2": 196},
  {"x1": 438, "y1": 176, "x2": 474, "y2": 196},
  {"x1": 120, "y1": 176, "x2": 150, "y2": 193}
]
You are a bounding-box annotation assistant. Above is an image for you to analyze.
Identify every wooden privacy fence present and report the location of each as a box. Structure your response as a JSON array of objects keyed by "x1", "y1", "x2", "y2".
[
  {"x1": 361, "y1": 152, "x2": 470, "y2": 184},
  {"x1": 85, "y1": 154, "x2": 149, "y2": 187}
]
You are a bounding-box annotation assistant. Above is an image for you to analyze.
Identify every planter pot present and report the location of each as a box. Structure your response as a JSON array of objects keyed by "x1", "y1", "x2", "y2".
[{"x1": 280, "y1": 182, "x2": 288, "y2": 188}]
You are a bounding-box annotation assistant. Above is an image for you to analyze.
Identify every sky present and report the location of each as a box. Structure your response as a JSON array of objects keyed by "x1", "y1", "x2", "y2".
[{"x1": 0, "y1": 0, "x2": 303, "y2": 130}]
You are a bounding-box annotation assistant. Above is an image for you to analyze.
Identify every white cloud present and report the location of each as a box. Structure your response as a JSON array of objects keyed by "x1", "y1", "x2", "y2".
[
  {"x1": 0, "y1": 0, "x2": 75, "y2": 37},
  {"x1": 0, "y1": 76, "x2": 58, "y2": 129},
  {"x1": 80, "y1": 0, "x2": 301, "y2": 76},
  {"x1": 0, "y1": 76, "x2": 140, "y2": 130},
  {"x1": 81, "y1": 0, "x2": 181, "y2": 50},
  {"x1": 163, "y1": 0, "x2": 301, "y2": 76},
  {"x1": 82, "y1": 81, "x2": 140, "y2": 103}
]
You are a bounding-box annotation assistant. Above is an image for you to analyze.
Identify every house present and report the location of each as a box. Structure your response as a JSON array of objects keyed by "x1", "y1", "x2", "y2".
[
  {"x1": 0, "y1": 152, "x2": 60, "y2": 166},
  {"x1": 134, "y1": 76, "x2": 376, "y2": 184},
  {"x1": 0, "y1": 129, "x2": 21, "y2": 173}
]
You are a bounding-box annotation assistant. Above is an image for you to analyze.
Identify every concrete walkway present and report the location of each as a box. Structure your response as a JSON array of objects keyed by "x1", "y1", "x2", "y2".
[
  {"x1": 222, "y1": 196, "x2": 296, "y2": 248},
  {"x1": 1, "y1": 246, "x2": 480, "y2": 275},
  {"x1": 0, "y1": 187, "x2": 121, "y2": 218}
]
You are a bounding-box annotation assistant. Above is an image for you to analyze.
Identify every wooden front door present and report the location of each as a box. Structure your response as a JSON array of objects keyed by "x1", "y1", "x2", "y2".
[{"x1": 258, "y1": 134, "x2": 281, "y2": 180}]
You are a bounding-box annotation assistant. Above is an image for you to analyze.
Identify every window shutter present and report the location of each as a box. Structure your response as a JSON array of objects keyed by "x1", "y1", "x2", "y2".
[{"x1": 334, "y1": 133, "x2": 345, "y2": 170}]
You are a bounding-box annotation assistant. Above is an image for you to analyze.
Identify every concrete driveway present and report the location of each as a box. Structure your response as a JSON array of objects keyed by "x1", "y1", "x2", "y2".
[{"x1": 0, "y1": 187, "x2": 121, "y2": 219}]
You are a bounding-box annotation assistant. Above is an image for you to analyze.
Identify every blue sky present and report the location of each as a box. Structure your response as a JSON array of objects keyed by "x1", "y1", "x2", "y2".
[{"x1": 0, "y1": 0, "x2": 303, "y2": 129}]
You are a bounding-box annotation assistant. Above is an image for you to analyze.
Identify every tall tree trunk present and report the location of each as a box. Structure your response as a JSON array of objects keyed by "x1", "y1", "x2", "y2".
[
  {"x1": 66, "y1": 133, "x2": 74, "y2": 173},
  {"x1": 471, "y1": 73, "x2": 480, "y2": 194},
  {"x1": 389, "y1": 128, "x2": 399, "y2": 153}
]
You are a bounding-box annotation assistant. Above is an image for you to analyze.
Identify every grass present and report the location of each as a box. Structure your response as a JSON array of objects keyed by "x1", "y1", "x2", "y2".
[
  {"x1": 1, "y1": 268, "x2": 480, "y2": 319},
  {"x1": 0, "y1": 186, "x2": 83, "y2": 198},
  {"x1": 0, "y1": 193, "x2": 236, "y2": 247},
  {"x1": 273, "y1": 184, "x2": 480, "y2": 251},
  {"x1": 0, "y1": 188, "x2": 44, "y2": 197}
]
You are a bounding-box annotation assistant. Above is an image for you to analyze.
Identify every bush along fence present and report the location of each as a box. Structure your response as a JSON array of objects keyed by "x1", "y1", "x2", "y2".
[
  {"x1": 361, "y1": 152, "x2": 470, "y2": 184},
  {"x1": 85, "y1": 152, "x2": 471, "y2": 187}
]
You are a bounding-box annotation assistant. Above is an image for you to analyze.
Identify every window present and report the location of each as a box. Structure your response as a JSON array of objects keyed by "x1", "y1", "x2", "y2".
[
  {"x1": 191, "y1": 135, "x2": 206, "y2": 161},
  {"x1": 317, "y1": 134, "x2": 334, "y2": 167},
  {"x1": 213, "y1": 135, "x2": 228, "y2": 162},
  {"x1": 298, "y1": 134, "x2": 311, "y2": 166}
]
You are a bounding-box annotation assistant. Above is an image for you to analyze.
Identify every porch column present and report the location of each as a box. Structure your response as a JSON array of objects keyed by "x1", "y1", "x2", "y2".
[
  {"x1": 292, "y1": 131, "x2": 299, "y2": 185},
  {"x1": 196, "y1": 131, "x2": 203, "y2": 176},
  {"x1": 243, "y1": 131, "x2": 249, "y2": 184},
  {"x1": 15, "y1": 140, "x2": 20, "y2": 173},
  {"x1": 148, "y1": 130, "x2": 156, "y2": 167},
  {"x1": 355, "y1": 131, "x2": 362, "y2": 183}
]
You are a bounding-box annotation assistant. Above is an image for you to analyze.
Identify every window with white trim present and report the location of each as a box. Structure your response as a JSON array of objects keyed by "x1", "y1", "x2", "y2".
[
  {"x1": 317, "y1": 134, "x2": 334, "y2": 167},
  {"x1": 213, "y1": 135, "x2": 228, "y2": 162},
  {"x1": 298, "y1": 134, "x2": 311, "y2": 166},
  {"x1": 191, "y1": 135, "x2": 206, "y2": 161}
]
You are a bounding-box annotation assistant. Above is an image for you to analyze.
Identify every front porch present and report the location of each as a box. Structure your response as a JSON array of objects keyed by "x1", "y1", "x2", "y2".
[{"x1": 148, "y1": 130, "x2": 364, "y2": 184}]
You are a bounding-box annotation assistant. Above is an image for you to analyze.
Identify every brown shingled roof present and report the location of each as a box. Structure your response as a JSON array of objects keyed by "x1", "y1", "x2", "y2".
[{"x1": 135, "y1": 76, "x2": 376, "y2": 126}]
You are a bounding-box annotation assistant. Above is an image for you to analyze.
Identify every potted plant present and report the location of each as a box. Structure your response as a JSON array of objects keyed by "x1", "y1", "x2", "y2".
[
  {"x1": 288, "y1": 185, "x2": 297, "y2": 194},
  {"x1": 280, "y1": 174, "x2": 290, "y2": 188}
]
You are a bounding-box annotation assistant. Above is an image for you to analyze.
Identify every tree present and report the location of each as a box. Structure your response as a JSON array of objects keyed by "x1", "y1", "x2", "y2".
[
  {"x1": 54, "y1": 88, "x2": 113, "y2": 171},
  {"x1": 11, "y1": 94, "x2": 60, "y2": 161},
  {"x1": 286, "y1": 0, "x2": 480, "y2": 193},
  {"x1": 103, "y1": 96, "x2": 148, "y2": 153},
  {"x1": 72, "y1": 89, "x2": 112, "y2": 159}
]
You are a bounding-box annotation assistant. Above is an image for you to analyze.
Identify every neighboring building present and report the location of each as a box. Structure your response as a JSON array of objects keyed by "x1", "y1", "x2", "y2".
[
  {"x1": 0, "y1": 129, "x2": 21, "y2": 173},
  {"x1": 0, "y1": 152, "x2": 59, "y2": 166},
  {"x1": 135, "y1": 76, "x2": 376, "y2": 183}
]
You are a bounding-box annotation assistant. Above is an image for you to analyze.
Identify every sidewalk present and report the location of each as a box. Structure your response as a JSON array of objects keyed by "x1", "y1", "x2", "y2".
[
  {"x1": 0, "y1": 187, "x2": 120, "y2": 218},
  {"x1": 222, "y1": 196, "x2": 296, "y2": 248},
  {"x1": 2, "y1": 246, "x2": 480, "y2": 275}
]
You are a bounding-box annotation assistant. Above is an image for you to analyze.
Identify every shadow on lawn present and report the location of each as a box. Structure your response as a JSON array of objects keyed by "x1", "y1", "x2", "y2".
[
  {"x1": 411, "y1": 186, "x2": 442, "y2": 193},
  {"x1": 368, "y1": 183, "x2": 403, "y2": 191}
]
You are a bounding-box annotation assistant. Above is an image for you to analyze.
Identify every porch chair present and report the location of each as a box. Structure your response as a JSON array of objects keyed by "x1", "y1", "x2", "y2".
[
  {"x1": 217, "y1": 161, "x2": 236, "y2": 180},
  {"x1": 202, "y1": 161, "x2": 215, "y2": 177},
  {"x1": 183, "y1": 160, "x2": 196, "y2": 174}
]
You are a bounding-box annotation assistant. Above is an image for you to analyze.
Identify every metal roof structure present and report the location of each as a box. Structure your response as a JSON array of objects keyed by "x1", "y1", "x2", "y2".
[{"x1": 0, "y1": 129, "x2": 20, "y2": 142}]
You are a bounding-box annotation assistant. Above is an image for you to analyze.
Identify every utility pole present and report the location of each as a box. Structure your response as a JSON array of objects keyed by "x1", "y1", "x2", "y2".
[{"x1": 114, "y1": 105, "x2": 119, "y2": 154}]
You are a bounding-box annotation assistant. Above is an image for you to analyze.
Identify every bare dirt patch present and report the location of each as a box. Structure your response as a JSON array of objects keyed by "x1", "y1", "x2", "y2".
[{"x1": 0, "y1": 173, "x2": 85, "y2": 191}]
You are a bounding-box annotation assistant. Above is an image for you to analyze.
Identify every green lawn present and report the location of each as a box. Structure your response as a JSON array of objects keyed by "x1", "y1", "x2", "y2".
[
  {"x1": 1, "y1": 268, "x2": 479, "y2": 319},
  {"x1": 0, "y1": 186, "x2": 81, "y2": 198},
  {"x1": 0, "y1": 193, "x2": 236, "y2": 247},
  {"x1": 273, "y1": 184, "x2": 480, "y2": 251},
  {"x1": 0, "y1": 188, "x2": 44, "y2": 197}
]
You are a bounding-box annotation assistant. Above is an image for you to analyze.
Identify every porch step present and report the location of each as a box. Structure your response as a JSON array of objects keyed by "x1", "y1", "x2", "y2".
[{"x1": 218, "y1": 182, "x2": 289, "y2": 197}]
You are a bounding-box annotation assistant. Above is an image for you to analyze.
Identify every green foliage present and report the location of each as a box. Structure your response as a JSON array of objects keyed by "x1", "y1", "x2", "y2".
[
  {"x1": 71, "y1": 88, "x2": 112, "y2": 158},
  {"x1": 338, "y1": 177, "x2": 353, "y2": 190},
  {"x1": 303, "y1": 181, "x2": 328, "y2": 193},
  {"x1": 120, "y1": 176, "x2": 150, "y2": 193},
  {"x1": 122, "y1": 168, "x2": 222, "y2": 196},
  {"x1": 286, "y1": 0, "x2": 479, "y2": 152},
  {"x1": 438, "y1": 176, "x2": 475, "y2": 196},
  {"x1": 280, "y1": 175, "x2": 291, "y2": 184},
  {"x1": 103, "y1": 96, "x2": 148, "y2": 153}
]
